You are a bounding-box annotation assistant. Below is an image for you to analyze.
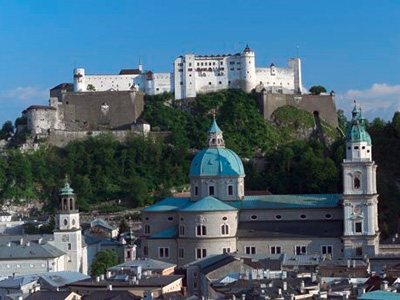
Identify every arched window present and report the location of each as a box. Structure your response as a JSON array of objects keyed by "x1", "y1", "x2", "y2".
[
  {"x1": 70, "y1": 198, "x2": 74, "y2": 210},
  {"x1": 196, "y1": 225, "x2": 207, "y2": 236},
  {"x1": 221, "y1": 224, "x2": 229, "y2": 235},
  {"x1": 63, "y1": 198, "x2": 68, "y2": 210},
  {"x1": 354, "y1": 174, "x2": 361, "y2": 190}
]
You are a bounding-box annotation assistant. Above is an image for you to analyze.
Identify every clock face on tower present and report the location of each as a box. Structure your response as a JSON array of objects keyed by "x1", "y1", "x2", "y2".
[{"x1": 62, "y1": 234, "x2": 70, "y2": 242}]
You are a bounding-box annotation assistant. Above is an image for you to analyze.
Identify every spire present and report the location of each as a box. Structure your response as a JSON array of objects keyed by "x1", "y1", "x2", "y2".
[
  {"x1": 346, "y1": 101, "x2": 371, "y2": 146},
  {"x1": 207, "y1": 115, "x2": 225, "y2": 148},
  {"x1": 138, "y1": 57, "x2": 143, "y2": 73}
]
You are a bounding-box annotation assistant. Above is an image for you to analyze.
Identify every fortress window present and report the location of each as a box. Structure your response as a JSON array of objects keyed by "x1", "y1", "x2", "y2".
[
  {"x1": 230, "y1": 68, "x2": 234, "y2": 71},
  {"x1": 355, "y1": 222, "x2": 362, "y2": 233},
  {"x1": 300, "y1": 214, "x2": 307, "y2": 219},
  {"x1": 196, "y1": 225, "x2": 207, "y2": 236},
  {"x1": 180, "y1": 81, "x2": 183, "y2": 85},
  {"x1": 145, "y1": 217, "x2": 149, "y2": 220},
  {"x1": 270, "y1": 246, "x2": 281, "y2": 254},
  {"x1": 367, "y1": 150, "x2": 370, "y2": 153},
  {"x1": 68, "y1": 243, "x2": 72, "y2": 250},
  {"x1": 348, "y1": 147, "x2": 351, "y2": 150},
  {"x1": 221, "y1": 224, "x2": 229, "y2": 235},
  {"x1": 208, "y1": 186, "x2": 215, "y2": 196},
  {"x1": 219, "y1": 81, "x2": 222, "y2": 84},
  {"x1": 221, "y1": 62, "x2": 223, "y2": 65},
  {"x1": 251, "y1": 215, "x2": 257, "y2": 220},
  {"x1": 188, "y1": 68, "x2": 193, "y2": 71},
  {"x1": 63, "y1": 219, "x2": 68, "y2": 226},
  {"x1": 189, "y1": 63, "x2": 192, "y2": 66},
  {"x1": 325, "y1": 214, "x2": 332, "y2": 219},
  {"x1": 228, "y1": 81, "x2": 231, "y2": 84},
  {"x1": 362, "y1": 146, "x2": 366, "y2": 149},
  {"x1": 228, "y1": 185, "x2": 234, "y2": 196},
  {"x1": 275, "y1": 215, "x2": 282, "y2": 220},
  {"x1": 245, "y1": 246, "x2": 256, "y2": 255}
]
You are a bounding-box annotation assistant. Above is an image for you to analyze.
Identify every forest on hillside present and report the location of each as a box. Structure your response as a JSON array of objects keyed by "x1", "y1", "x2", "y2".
[{"x1": 0, "y1": 89, "x2": 400, "y2": 237}]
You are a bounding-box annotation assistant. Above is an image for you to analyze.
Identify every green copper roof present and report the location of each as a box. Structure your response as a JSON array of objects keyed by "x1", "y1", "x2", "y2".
[
  {"x1": 142, "y1": 197, "x2": 190, "y2": 212},
  {"x1": 359, "y1": 291, "x2": 400, "y2": 300},
  {"x1": 59, "y1": 182, "x2": 74, "y2": 195},
  {"x1": 346, "y1": 103, "x2": 372, "y2": 145},
  {"x1": 180, "y1": 196, "x2": 237, "y2": 212},
  {"x1": 190, "y1": 148, "x2": 245, "y2": 177},
  {"x1": 230, "y1": 194, "x2": 342, "y2": 209},
  {"x1": 208, "y1": 118, "x2": 222, "y2": 134}
]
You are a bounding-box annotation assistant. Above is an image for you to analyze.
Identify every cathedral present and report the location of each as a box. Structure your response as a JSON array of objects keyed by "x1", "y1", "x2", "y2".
[{"x1": 140, "y1": 104, "x2": 383, "y2": 267}]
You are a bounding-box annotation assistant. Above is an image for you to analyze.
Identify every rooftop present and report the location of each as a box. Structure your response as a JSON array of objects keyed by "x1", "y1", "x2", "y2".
[
  {"x1": 108, "y1": 258, "x2": 176, "y2": 272},
  {"x1": 180, "y1": 196, "x2": 237, "y2": 212},
  {"x1": 359, "y1": 291, "x2": 400, "y2": 300}
]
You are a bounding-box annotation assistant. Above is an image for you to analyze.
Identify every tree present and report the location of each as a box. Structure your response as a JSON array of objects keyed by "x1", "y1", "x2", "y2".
[
  {"x1": 309, "y1": 86, "x2": 327, "y2": 95},
  {"x1": 90, "y1": 250, "x2": 120, "y2": 276},
  {"x1": 118, "y1": 218, "x2": 129, "y2": 236},
  {"x1": 87, "y1": 84, "x2": 96, "y2": 91},
  {"x1": 0, "y1": 120, "x2": 14, "y2": 139}
]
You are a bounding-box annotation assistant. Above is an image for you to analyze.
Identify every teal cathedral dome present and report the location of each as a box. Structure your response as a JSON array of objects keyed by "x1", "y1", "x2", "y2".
[{"x1": 189, "y1": 118, "x2": 245, "y2": 177}]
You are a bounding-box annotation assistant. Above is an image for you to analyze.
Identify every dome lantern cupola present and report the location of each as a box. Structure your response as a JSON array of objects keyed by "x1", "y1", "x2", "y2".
[
  {"x1": 207, "y1": 116, "x2": 225, "y2": 148},
  {"x1": 345, "y1": 101, "x2": 372, "y2": 161}
]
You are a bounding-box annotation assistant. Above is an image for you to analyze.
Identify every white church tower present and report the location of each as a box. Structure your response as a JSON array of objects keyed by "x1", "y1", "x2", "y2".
[
  {"x1": 342, "y1": 103, "x2": 379, "y2": 258},
  {"x1": 53, "y1": 179, "x2": 87, "y2": 274}
]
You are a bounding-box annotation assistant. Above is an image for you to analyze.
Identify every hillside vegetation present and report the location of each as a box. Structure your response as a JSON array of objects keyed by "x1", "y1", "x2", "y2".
[{"x1": 0, "y1": 89, "x2": 399, "y2": 237}]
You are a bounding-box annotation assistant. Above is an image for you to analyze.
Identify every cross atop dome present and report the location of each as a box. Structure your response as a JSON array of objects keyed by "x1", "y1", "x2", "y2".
[{"x1": 207, "y1": 116, "x2": 225, "y2": 148}]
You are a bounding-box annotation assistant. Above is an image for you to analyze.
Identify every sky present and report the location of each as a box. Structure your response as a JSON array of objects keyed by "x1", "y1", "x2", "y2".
[{"x1": 0, "y1": 0, "x2": 400, "y2": 125}]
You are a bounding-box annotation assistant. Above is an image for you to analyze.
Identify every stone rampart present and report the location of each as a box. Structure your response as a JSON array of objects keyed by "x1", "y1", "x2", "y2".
[{"x1": 257, "y1": 92, "x2": 338, "y2": 127}]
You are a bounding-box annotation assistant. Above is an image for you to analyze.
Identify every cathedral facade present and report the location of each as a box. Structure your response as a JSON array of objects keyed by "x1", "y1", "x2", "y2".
[{"x1": 140, "y1": 104, "x2": 381, "y2": 267}]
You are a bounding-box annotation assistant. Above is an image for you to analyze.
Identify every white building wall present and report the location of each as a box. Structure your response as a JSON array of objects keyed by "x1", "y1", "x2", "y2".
[{"x1": 0, "y1": 256, "x2": 66, "y2": 277}]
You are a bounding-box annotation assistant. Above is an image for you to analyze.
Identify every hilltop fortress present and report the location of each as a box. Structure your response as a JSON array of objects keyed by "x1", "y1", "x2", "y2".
[
  {"x1": 73, "y1": 45, "x2": 302, "y2": 99},
  {"x1": 20, "y1": 45, "x2": 338, "y2": 147}
]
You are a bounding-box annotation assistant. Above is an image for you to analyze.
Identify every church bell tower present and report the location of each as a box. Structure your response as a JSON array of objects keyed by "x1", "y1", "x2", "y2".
[
  {"x1": 53, "y1": 179, "x2": 86, "y2": 273},
  {"x1": 342, "y1": 102, "x2": 379, "y2": 258}
]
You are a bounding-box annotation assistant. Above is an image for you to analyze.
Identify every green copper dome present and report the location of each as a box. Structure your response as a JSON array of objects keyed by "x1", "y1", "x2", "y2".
[
  {"x1": 59, "y1": 181, "x2": 74, "y2": 195},
  {"x1": 190, "y1": 148, "x2": 245, "y2": 177},
  {"x1": 346, "y1": 103, "x2": 372, "y2": 145}
]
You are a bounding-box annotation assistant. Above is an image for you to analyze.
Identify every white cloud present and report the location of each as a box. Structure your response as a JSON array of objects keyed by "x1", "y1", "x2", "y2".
[
  {"x1": 337, "y1": 83, "x2": 400, "y2": 121},
  {"x1": 0, "y1": 86, "x2": 48, "y2": 102}
]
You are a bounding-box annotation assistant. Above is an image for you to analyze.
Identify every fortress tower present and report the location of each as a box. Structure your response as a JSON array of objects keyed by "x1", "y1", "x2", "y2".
[
  {"x1": 342, "y1": 103, "x2": 379, "y2": 258},
  {"x1": 73, "y1": 68, "x2": 86, "y2": 92},
  {"x1": 240, "y1": 45, "x2": 256, "y2": 93}
]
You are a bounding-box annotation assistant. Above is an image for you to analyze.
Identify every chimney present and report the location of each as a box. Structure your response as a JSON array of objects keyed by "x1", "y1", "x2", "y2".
[
  {"x1": 352, "y1": 260, "x2": 356, "y2": 268},
  {"x1": 381, "y1": 280, "x2": 389, "y2": 291},
  {"x1": 107, "y1": 284, "x2": 112, "y2": 291},
  {"x1": 38, "y1": 238, "x2": 43, "y2": 245},
  {"x1": 106, "y1": 271, "x2": 112, "y2": 279},
  {"x1": 241, "y1": 294, "x2": 246, "y2": 300},
  {"x1": 396, "y1": 233, "x2": 399, "y2": 239},
  {"x1": 26, "y1": 241, "x2": 30, "y2": 247},
  {"x1": 347, "y1": 260, "x2": 351, "y2": 268},
  {"x1": 312, "y1": 273, "x2": 317, "y2": 282},
  {"x1": 278, "y1": 288, "x2": 282, "y2": 297},
  {"x1": 100, "y1": 274, "x2": 105, "y2": 281},
  {"x1": 95, "y1": 276, "x2": 100, "y2": 282},
  {"x1": 283, "y1": 281, "x2": 287, "y2": 291},
  {"x1": 7, "y1": 242, "x2": 11, "y2": 247},
  {"x1": 300, "y1": 280, "x2": 305, "y2": 293},
  {"x1": 20, "y1": 238, "x2": 23, "y2": 245}
]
